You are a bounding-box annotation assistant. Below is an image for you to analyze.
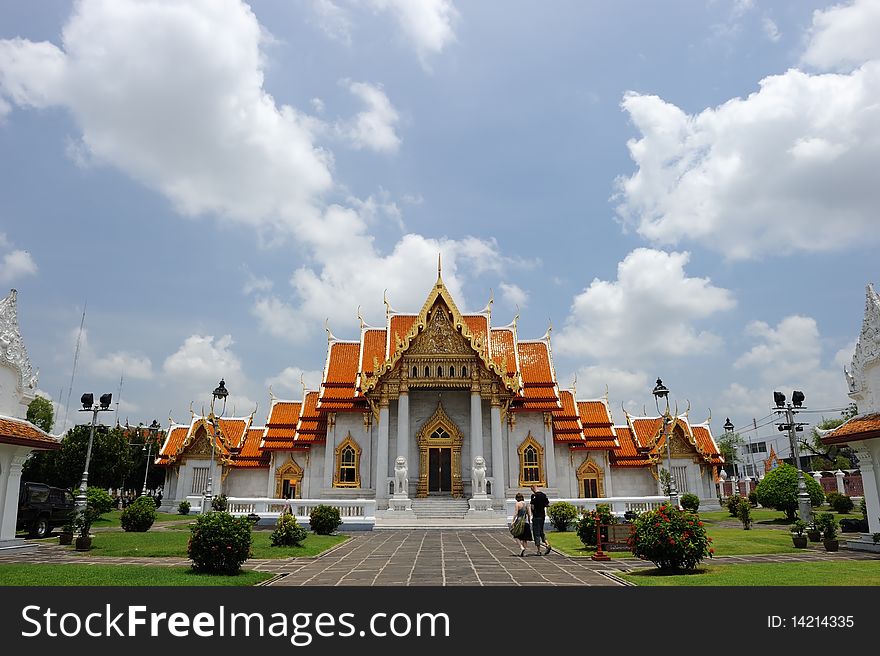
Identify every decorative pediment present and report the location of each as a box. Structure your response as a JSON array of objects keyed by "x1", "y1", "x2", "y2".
[
  {"x1": 407, "y1": 305, "x2": 473, "y2": 356},
  {"x1": 0, "y1": 289, "x2": 38, "y2": 394},
  {"x1": 845, "y1": 283, "x2": 880, "y2": 412},
  {"x1": 184, "y1": 426, "x2": 214, "y2": 457}
]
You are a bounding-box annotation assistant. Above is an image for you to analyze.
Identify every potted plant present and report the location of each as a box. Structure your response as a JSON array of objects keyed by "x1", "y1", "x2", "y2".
[
  {"x1": 806, "y1": 521, "x2": 822, "y2": 542},
  {"x1": 58, "y1": 522, "x2": 74, "y2": 546},
  {"x1": 73, "y1": 508, "x2": 97, "y2": 551},
  {"x1": 817, "y1": 513, "x2": 839, "y2": 552},
  {"x1": 790, "y1": 519, "x2": 808, "y2": 548}
]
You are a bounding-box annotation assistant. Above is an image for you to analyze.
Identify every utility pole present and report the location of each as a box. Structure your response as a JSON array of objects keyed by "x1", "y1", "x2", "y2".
[{"x1": 773, "y1": 391, "x2": 811, "y2": 524}]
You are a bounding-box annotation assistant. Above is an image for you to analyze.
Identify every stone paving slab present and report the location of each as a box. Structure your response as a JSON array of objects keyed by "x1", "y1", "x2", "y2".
[{"x1": 2, "y1": 530, "x2": 879, "y2": 587}]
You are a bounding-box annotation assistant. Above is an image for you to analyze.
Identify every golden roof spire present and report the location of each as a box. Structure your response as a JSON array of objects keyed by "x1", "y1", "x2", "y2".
[{"x1": 437, "y1": 252, "x2": 442, "y2": 278}]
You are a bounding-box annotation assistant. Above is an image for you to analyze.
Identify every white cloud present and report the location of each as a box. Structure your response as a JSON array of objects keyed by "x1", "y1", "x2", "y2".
[
  {"x1": 555, "y1": 248, "x2": 735, "y2": 363},
  {"x1": 250, "y1": 295, "x2": 310, "y2": 344},
  {"x1": 91, "y1": 351, "x2": 154, "y2": 381},
  {"x1": 614, "y1": 0, "x2": 880, "y2": 261},
  {"x1": 720, "y1": 315, "x2": 851, "y2": 426},
  {"x1": 499, "y1": 282, "x2": 528, "y2": 309},
  {"x1": 369, "y1": 0, "x2": 459, "y2": 66},
  {"x1": 309, "y1": 0, "x2": 353, "y2": 45},
  {"x1": 338, "y1": 80, "x2": 401, "y2": 153},
  {"x1": 801, "y1": 0, "x2": 880, "y2": 72},
  {"x1": 762, "y1": 17, "x2": 781, "y2": 42},
  {"x1": 265, "y1": 366, "x2": 324, "y2": 398},
  {"x1": 0, "y1": 0, "x2": 334, "y2": 238},
  {"x1": 571, "y1": 364, "x2": 650, "y2": 409},
  {"x1": 0, "y1": 248, "x2": 37, "y2": 283}
]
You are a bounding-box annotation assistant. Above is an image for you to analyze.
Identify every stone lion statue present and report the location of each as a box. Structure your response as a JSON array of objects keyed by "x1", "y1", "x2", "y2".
[
  {"x1": 394, "y1": 456, "x2": 408, "y2": 496},
  {"x1": 472, "y1": 456, "x2": 487, "y2": 495}
]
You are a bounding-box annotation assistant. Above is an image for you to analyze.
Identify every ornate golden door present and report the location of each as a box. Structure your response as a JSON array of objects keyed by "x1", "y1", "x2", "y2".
[{"x1": 416, "y1": 401, "x2": 463, "y2": 498}]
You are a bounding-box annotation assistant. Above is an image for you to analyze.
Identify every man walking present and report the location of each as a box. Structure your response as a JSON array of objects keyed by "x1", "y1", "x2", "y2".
[{"x1": 529, "y1": 484, "x2": 552, "y2": 555}]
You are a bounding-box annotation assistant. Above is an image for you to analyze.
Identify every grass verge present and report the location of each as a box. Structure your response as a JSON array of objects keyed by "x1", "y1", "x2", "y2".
[
  {"x1": 0, "y1": 564, "x2": 272, "y2": 586},
  {"x1": 619, "y1": 561, "x2": 880, "y2": 586}
]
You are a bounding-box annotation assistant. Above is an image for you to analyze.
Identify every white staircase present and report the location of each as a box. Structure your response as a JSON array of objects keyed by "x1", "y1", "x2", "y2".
[
  {"x1": 411, "y1": 498, "x2": 470, "y2": 519},
  {"x1": 374, "y1": 497, "x2": 509, "y2": 529}
]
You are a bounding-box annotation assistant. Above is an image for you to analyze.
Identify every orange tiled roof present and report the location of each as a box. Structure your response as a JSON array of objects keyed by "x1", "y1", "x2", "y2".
[
  {"x1": 389, "y1": 315, "x2": 417, "y2": 358},
  {"x1": 156, "y1": 425, "x2": 189, "y2": 465},
  {"x1": 360, "y1": 329, "x2": 387, "y2": 375},
  {"x1": 577, "y1": 400, "x2": 618, "y2": 449},
  {"x1": 630, "y1": 417, "x2": 662, "y2": 448},
  {"x1": 229, "y1": 427, "x2": 270, "y2": 468},
  {"x1": 262, "y1": 400, "x2": 301, "y2": 451},
  {"x1": 610, "y1": 425, "x2": 653, "y2": 467},
  {"x1": 320, "y1": 341, "x2": 361, "y2": 411},
  {"x1": 691, "y1": 424, "x2": 724, "y2": 465},
  {"x1": 553, "y1": 390, "x2": 583, "y2": 440},
  {"x1": 821, "y1": 412, "x2": 880, "y2": 445},
  {"x1": 490, "y1": 328, "x2": 518, "y2": 376},
  {"x1": 0, "y1": 416, "x2": 59, "y2": 450},
  {"x1": 516, "y1": 341, "x2": 560, "y2": 411},
  {"x1": 296, "y1": 391, "x2": 326, "y2": 443},
  {"x1": 156, "y1": 416, "x2": 250, "y2": 466},
  {"x1": 462, "y1": 315, "x2": 488, "y2": 351}
]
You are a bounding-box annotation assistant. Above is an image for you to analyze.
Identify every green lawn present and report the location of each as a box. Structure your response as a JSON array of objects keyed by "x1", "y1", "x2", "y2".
[
  {"x1": 619, "y1": 561, "x2": 880, "y2": 586},
  {"x1": 700, "y1": 506, "x2": 863, "y2": 526},
  {"x1": 92, "y1": 510, "x2": 195, "y2": 529},
  {"x1": 65, "y1": 528, "x2": 348, "y2": 559},
  {"x1": 549, "y1": 524, "x2": 803, "y2": 557},
  {"x1": 0, "y1": 564, "x2": 272, "y2": 586}
]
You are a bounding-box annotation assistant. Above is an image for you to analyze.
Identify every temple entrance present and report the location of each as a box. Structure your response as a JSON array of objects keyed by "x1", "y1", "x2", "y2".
[
  {"x1": 416, "y1": 400, "x2": 464, "y2": 498},
  {"x1": 428, "y1": 447, "x2": 452, "y2": 493}
]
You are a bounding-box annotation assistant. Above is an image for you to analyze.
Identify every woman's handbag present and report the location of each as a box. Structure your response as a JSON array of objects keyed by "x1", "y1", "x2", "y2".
[{"x1": 510, "y1": 512, "x2": 526, "y2": 538}]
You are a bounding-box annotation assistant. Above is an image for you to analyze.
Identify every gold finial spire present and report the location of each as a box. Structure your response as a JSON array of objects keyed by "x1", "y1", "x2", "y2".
[{"x1": 438, "y1": 252, "x2": 442, "y2": 277}]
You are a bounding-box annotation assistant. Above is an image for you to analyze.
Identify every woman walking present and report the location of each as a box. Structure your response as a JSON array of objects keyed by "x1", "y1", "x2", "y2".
[{"x1": 510, "y1": 492, "x2": 533, "y2": 556}]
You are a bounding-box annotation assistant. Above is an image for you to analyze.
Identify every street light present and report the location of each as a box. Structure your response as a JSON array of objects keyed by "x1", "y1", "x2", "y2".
[
  {"x1": 76, "y1": 392, "x2": 113, "y2": 536},
  {"x1": 773, "y1": 390, "x2": 812, "y2": 524},
  {"x1": 723, "y1": 417, "x2": 739, "y2": 497},
  {"x1": 203, "y1": 379, "x2": 229, "y2": 511},
  {"x1": 142, "y1": 419, "x2": 161, "y2": 496},
  {"x1": 652, "y1": 378, "x2": 679, "y2": 508}
]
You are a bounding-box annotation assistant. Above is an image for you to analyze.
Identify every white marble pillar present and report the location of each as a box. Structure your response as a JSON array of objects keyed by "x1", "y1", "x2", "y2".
[
  {"x1": 834, "y1": 469, "x2": 846, "y2": 494},
  {"x1": 0, "y1": 449, "x2": 28, "y2": 541},
  {"x1": 542, "y1": 414, "x2": 556, "y2": 489},
  {"x1": 470, "y1": 392, "x2": 483, "y2": 461},
  {"x1": 490, "y1": 400, "x2": 505, "y2": 501},
  {"x1": 397, "y1": 392, "x2": 409, "y2": 471},
  {"x1": 856, "y1": 448, "x2": 880, "y2": 534},
  {"x1": 324, "y1": 418, "x2": 336, "y2": 490},
  {"x1": 376, "y1": 399, "x2": 390, "y2": 503}
]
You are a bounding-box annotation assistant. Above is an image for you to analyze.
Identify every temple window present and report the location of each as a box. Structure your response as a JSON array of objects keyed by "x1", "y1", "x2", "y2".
[
  {"x1": 437, "y1": 365, "x2": 444, "y2": 377},
  {"x1": 191, "y1": 467, "x2": 209, "y2": 495},
  {"x1": 517, "y1": 434, "x2": 545, "y2": 487},
  {"x1": 412, "y1": 366, "x2": 418, "y2": 378},
  {"x1": 334, "y1": 434, "x2": 362, "y2": 488},
  {"x1": 425, "y1": 366, "x2": 431, "y2": 377},
  {"x1": 461, "y1": 366, "x2": 467, "y2": 377}
]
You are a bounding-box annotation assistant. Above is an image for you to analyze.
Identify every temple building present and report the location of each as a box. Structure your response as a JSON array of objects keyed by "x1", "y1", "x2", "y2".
[{"x1": 157, "y1": 270, "x2": 724, "y2": 513}]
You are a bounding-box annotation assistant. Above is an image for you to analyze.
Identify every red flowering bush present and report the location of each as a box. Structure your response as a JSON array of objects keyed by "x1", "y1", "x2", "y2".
[
  {"x1": 188, "y1": 511, "x2": 253, "y2": 575},
  {"x1": 629, "y1": 503, "x2": 712, "y2": 571},
  {"x1": 576, "y1": 504, "x2": 615, "y2": 547}
]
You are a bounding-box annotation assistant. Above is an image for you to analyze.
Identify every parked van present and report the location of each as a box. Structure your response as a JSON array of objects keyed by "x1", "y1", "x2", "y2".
[{"x1": 17, "y1": 482, "x2": 75, "y2": 538}]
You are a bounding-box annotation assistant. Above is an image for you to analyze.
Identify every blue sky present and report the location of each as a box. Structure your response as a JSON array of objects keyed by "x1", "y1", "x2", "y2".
[{"x1": 1, "y1": 0, "x2": 877, "y2": 444}]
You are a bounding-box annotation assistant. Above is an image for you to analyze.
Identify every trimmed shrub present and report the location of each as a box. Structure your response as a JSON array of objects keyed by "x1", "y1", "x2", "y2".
[
  {"x1": 211, "y1": 494, "x2": 228, "y2": 511},
  {"x1": 629, "y1": 503, "x2": 712, "y2": 571},
  {"x1": 178, "y1": 500, "x2": 191, "y2": 515},
  {"x1": 271, "y1": 512, "x2": 308, "y2": 547},
  {"x1": 748, "y1": 491, "x2": 758, "y2": 507},
  {"x1": 576, "y1": 504, "x2": 614, "y2": 548},
  {"x1": 860, "y1": 497, "x2": 867, "y2": 519},
  {"x1": 831, "y1": 495, "x2": 854, "y2": 514},
  {"x1": 754, "y1": 464, "x2": 824, "y2": 519},
  {"x1": 839, "y1": 518, "x2": 868, "y2": 533},
  {"x1": 86, "y1": 487, "x2": 115, "y2": 518},
  {"x1": 188, "y1": 511, "x2": 253, "y2": 575},
  {"x1": 547, "y1": 501, "x2": 578, "y2": 531},
  {"x1": 725, "y1": 495, "x2": 740, "y2": 517},
  {"x1": 736, "y1": 497, "x2": 752, "y2": 530},
  {"x1": 121, "y1": 495, "x2": 156, "y2": 532},
  {"x1": 309, "y1": 505, "x2": 342, "y2": 535},
  {"x1": 824, "y1": 491, "x2": 842, "y2": 508},
  {"x1": 680, "y1": 493, "x2": 700, "y2": 513}
]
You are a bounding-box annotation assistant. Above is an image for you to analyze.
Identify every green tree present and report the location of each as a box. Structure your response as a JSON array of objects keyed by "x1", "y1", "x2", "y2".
[
  {"x1": 755, "y1": 463, "x2": 825, "y2": 520},
  {"x1": 717, "y1": 431, "x2": 745, "y2": 475},
  {"x1": 801, "y1": 411, "x2": 858, "y2": 470},
  {"x1": 26, "y1": 396, "x2": 54, "y2": 433}
]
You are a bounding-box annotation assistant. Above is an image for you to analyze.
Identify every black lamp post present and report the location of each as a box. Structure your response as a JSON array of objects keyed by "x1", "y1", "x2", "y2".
[
  {"x1": 75, "y1": 392, "x2": 113, "y2": 535},
  {"x1": 773, "y1": 390, "x2": 812, "y2": 524},
  {"x1": 723, "y1": 417, "x2": 739, "y2": 497},
  {"x1": 652, "y1": 378, "x2": 679, "y2": 508},
  {"x1": 142, "y1": 419, "x2": 161, "y2": 496},
  {"x1": 203, "y1": 379, "x2": 229, "y2": 511}
]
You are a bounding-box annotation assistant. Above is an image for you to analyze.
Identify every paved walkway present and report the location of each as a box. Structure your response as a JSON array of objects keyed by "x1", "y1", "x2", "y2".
[{"x1": 2, "y1": 530, "x2": 879, "y2": 587}]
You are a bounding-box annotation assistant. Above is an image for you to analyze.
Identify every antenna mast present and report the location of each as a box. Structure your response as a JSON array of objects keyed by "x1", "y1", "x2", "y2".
[{"x1": 62, "y1": 303, "x2": 86, "y2": 432}]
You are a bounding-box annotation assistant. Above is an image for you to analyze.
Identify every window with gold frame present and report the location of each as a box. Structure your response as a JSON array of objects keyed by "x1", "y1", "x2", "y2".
[
  {"x1": 576, "y1": 457, "x2": 605, "y2": 498},
  {"x1": 334, "y1": 434, "x2": 361, "y2": 488},
  {"x1": 517, "y1": 433, "x2": 545, "y2": 487}
]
